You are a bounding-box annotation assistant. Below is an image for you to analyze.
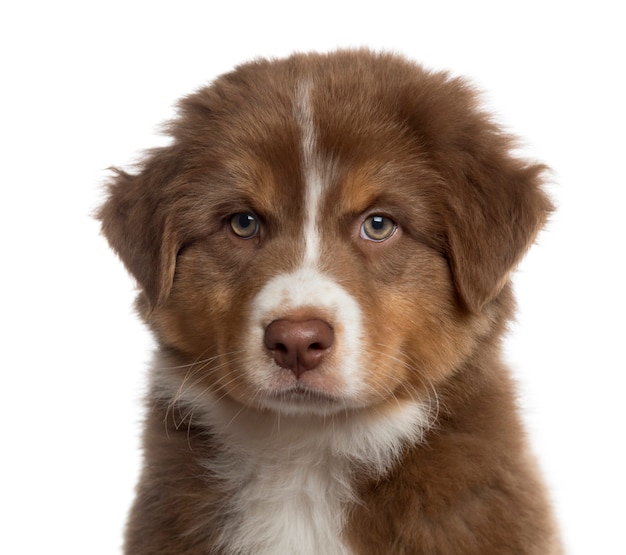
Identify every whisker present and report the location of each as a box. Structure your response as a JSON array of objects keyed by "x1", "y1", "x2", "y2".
[
  {"x1": 161, "y1": 351, "x2": 248, "y2": 432},
  {"x1": 366, "y1": 346, "x2": 442, "y2": 430}
]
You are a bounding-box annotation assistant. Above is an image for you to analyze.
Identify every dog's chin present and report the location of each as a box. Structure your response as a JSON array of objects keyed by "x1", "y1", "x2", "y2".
[{"x1": 258, "y1": 385, "x2": 356, "y2": 417}]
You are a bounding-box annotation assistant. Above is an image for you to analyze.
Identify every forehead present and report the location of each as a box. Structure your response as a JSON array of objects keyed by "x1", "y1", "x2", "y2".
[{"x1": 178, "y1": 57, "x2": 436, "y2": 219}]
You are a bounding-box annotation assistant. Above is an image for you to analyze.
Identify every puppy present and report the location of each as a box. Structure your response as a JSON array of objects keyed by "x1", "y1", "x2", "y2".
[{"x1": 99, "y1": 50, "x2": 561, "y2": 554}]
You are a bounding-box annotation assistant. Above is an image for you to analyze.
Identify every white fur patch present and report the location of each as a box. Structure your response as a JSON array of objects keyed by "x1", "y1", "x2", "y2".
[
  {"x1": 244, "y1": 266, "x2": 366, "y2": 411},
  {"x1": 294, "y1": 79, "x2": 328, "y2": 269},
  {"x1": 205, "y1": 401, "x2": 429, "y2": 555}
]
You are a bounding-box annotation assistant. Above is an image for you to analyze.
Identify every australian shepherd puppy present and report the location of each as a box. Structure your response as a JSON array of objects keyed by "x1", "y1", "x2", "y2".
[{"x1": 99, "y1": 50, "x2": 561, "y2": 554}]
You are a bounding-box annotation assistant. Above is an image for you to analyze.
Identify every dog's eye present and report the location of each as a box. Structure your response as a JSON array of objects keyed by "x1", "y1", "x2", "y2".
[
  {"x1": 229, "y1": 213, "x2": 259, "y2": 239},
  {"x1": 360, "y1": 215, "x2": 397, "y2": 242}
]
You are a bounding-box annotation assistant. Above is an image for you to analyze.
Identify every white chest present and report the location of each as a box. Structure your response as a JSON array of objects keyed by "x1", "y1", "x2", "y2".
[{"x1": 215, "y1": 454, "x2": 353, "y2": 555}]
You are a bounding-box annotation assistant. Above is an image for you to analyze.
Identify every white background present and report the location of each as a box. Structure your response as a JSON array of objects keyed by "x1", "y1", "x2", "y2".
[{"x1": 1, "y1": 1, "x2": 624, "y2": 553}]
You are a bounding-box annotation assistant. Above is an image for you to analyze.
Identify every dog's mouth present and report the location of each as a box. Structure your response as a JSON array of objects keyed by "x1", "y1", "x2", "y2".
[
  {"x1": 261, "y1": 384, "x2": 347, "y2": 415},
  {"x1": 271, "y1": 383, "x2": 340, "y2": 403}
]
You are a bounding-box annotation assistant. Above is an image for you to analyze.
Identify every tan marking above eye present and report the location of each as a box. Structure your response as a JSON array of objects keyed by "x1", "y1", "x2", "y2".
[
  {"x1": 360, "y1": 215, "x2": 397, "y2": 242},
  {"x1": 230, "y1": 213, "x2": 259, "y2": 238}
]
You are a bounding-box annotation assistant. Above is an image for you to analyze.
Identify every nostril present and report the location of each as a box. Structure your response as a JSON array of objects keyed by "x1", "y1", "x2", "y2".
[{"x1": 264, "y1": 318, "x2": 334, "y2": 377}]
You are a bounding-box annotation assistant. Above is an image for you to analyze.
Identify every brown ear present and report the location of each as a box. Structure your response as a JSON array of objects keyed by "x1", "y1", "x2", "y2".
[
  {"x1": 445, "y1": 152, "x2": 552, "y2": 313},
  {"x1": 97, "y1": 148, "x2": 183, "y2": 310},
  {"x1": 399, "y1": 72, "x2": 553, "y2": 313}
]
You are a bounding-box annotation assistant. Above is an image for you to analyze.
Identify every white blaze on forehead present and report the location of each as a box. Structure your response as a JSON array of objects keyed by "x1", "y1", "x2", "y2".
[{"x1": 294, "y1": 79, "x2": 326, "y2": 269}]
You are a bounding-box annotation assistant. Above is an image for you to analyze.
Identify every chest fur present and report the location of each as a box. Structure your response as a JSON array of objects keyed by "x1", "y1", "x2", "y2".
[{"x1": 211, "y1": 451, "x2": 353, "y2": 555}]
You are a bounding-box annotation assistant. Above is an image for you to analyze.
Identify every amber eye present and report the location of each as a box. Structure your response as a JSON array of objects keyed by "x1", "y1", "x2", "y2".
[
  {"x1": 229, "y1": 212, "x2": 259, "y2": 238},
  {"x1": 360, "y1": 215, "x2": 396, "y2": 242}
]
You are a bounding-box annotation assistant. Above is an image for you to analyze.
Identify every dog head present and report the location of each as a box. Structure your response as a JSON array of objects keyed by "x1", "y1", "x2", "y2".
[{"x1": 99, "y1": 51, "x2": 551, "y2": 418}]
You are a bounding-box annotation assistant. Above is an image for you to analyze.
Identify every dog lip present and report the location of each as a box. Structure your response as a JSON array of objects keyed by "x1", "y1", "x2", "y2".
[{"x1": 268, "y1": 384, "x2": 341, "y2": 405}]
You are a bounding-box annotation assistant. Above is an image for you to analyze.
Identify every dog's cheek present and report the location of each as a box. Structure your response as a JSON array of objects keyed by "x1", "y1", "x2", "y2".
[
  {"x1": 149, "y1": 245, "x2": 241, "y2": 357},
  {"x1": 358, "y1": 249, "x2": 484, "y2": 401},
  {"x1": 149, "y1": 243, "x2": 277, "y2": 403}
]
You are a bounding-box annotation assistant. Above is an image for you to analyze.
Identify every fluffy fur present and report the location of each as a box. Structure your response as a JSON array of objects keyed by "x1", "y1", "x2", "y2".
[{"x1": 99, "y1": 50, "x2": 561, "y2": 554}]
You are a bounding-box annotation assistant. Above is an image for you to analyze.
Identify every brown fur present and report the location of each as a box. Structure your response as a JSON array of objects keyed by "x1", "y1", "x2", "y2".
[{"x1": 99, "y1": 50, "x2": 560, "y2": 554}]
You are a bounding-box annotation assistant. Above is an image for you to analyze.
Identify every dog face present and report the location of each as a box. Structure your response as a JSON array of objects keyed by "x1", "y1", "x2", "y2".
[{"x1": 100, "y1": 51, "x2": 551, "y2": 419}]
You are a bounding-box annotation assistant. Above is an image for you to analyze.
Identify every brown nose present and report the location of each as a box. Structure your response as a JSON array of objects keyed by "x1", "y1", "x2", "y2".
[{"x1": 264, "y1": 319, "x2": 334, "y2": 378}]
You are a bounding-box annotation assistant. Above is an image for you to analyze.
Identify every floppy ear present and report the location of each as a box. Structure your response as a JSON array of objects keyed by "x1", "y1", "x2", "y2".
[
  {"x1": 97, "y1": 148, "x2": 183, "y2": 311},
  {"x1": 400, "y1": 73, "x2": 553, "y2": 313},
  {"x1": 445, "y1": 149, "x2": 552, "y2": 313}
]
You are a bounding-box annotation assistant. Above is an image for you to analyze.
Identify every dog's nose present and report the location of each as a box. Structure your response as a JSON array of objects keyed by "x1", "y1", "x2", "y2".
[{"x1": 264, "y1": 319, "x2": 334, "y2": 378}]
